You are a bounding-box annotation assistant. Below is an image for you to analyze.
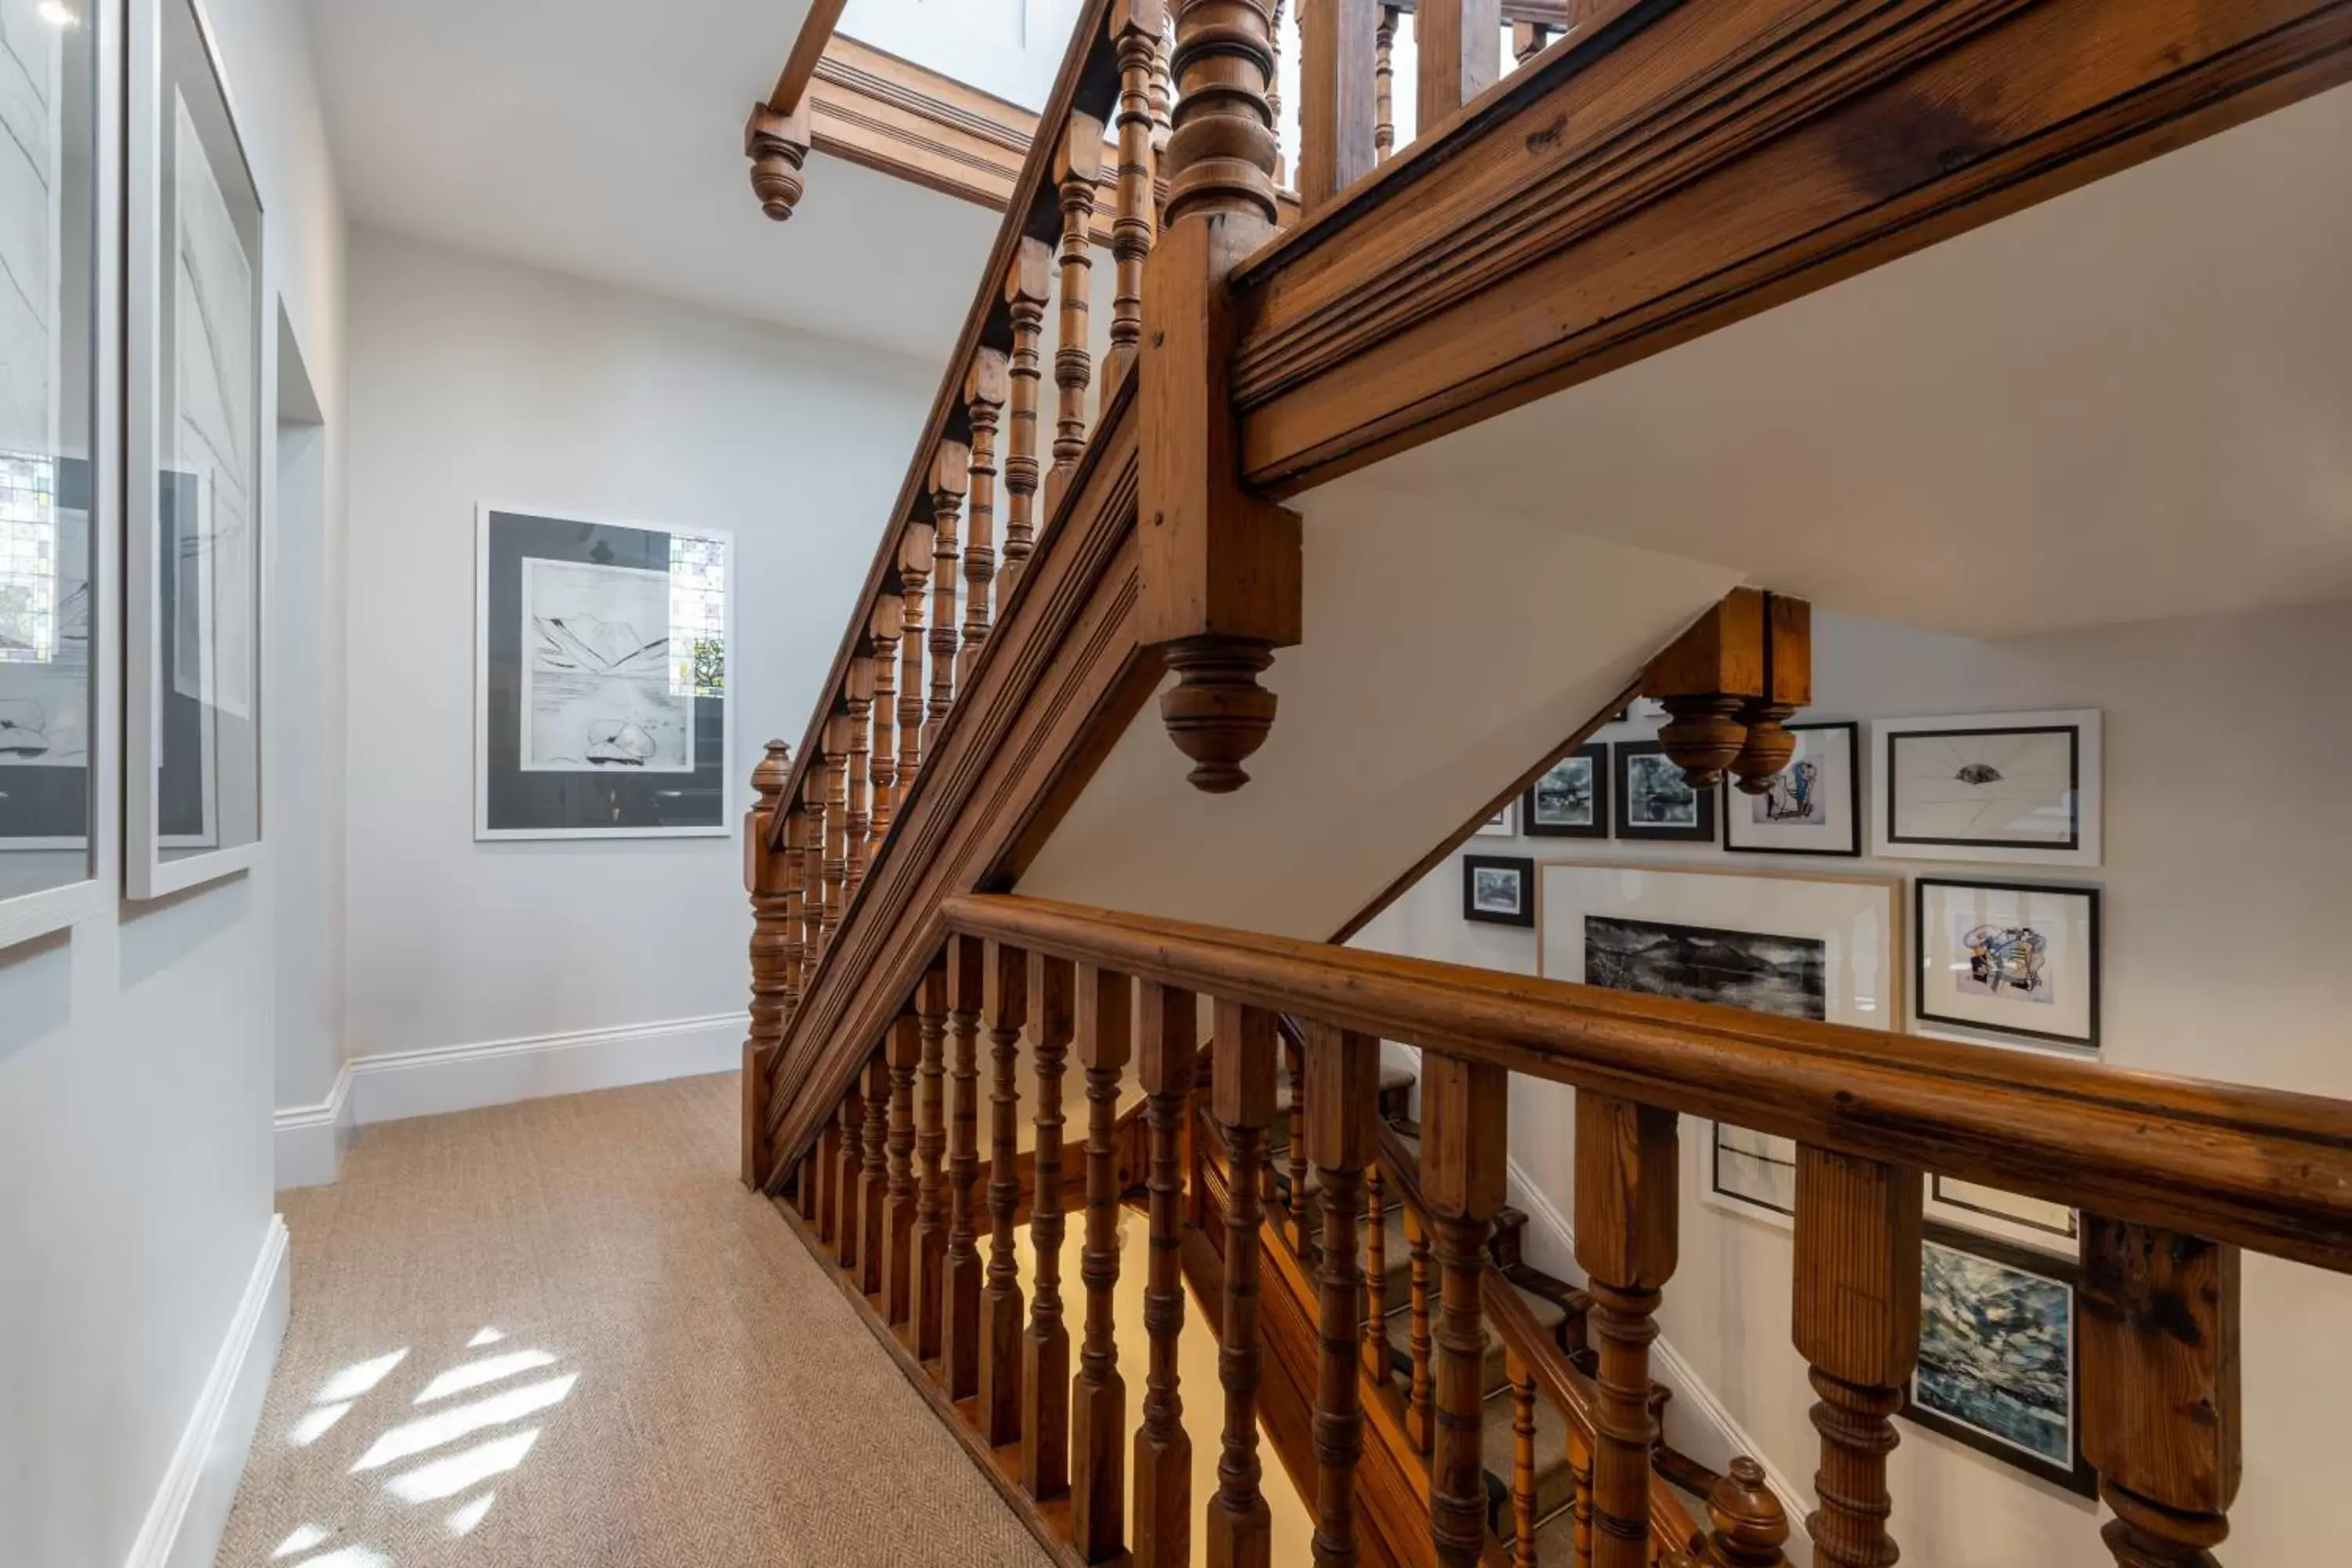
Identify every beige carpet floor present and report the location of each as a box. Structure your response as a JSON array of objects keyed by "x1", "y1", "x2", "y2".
[{"x1": 216, "y1": 1072, "x2": 1052, "y2": 1568}]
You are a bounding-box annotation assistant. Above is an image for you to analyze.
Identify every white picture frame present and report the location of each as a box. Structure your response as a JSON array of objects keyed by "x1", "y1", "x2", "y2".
[
  {"x1": 1724, "y1": 720, "x2": 1860, "y2": 856},
  {"x1": 1914, "y1": 877, "x2": 2100, "y2": 1051},
  {"x1": 1475, "y1": 798, "x2": 1516, "y2": 837},
  {"x1": 1924, "y1": 1172, "x2": 2080, "y2": 1258},
  {"x1": 1535, "y1": 860, "x2": 1901, "y2": 1228},
  {"x1": 1871, "y1": 710, "x2": 2102, "y2": 867}
]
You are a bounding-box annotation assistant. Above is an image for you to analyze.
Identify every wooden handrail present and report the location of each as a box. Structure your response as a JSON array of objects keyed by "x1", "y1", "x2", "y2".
[
  {"x1": 942, "y1": 892, "x2": 2352, "y2": 1273},
  {"x1": 768, "y1": 0, "x2": 850, "y2": 114}
]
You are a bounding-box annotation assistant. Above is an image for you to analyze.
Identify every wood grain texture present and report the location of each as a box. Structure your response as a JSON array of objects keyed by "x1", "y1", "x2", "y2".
[
  {"x1": 1207, "y1": 1000, "x2": 1279, "y2": 1568},
  {"x1": 1133, "y1": 982, "x2": 1196, "y2": 1568},
  {"x1": 980, "y1": 939, "x2": 1031, "y2": 1444},
  {"x1": 1023, "y1": 953, "x2": 1078, "y2": 1502},
  {"x1": 858, "y1": 1055, "x2": 891, "y2": 1297},
  {"x1": 880, "y1": 1013, "x2": 924, "y2": 1331},
  {"x1": 1298, "y1": 0, "x2": 1379, "y2": 211},
  {"x1": 911, "y1": 968, "x2": 953, "y2": 1359},
  {"x1": 1070, "y1": 966, "x2": 1133, "y2": 1560},
  {"x1": 1413, "y1": 0, "x2": 1501, "y2": 132},
  {"x1": 942, "y1": 937, "x2": 989, "y2": 1399},
  {"x1": 1573, "y1": 1091, "x2": 1675, "y2": 1568}
]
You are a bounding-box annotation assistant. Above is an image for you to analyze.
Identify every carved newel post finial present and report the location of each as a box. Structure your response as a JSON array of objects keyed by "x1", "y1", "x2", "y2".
[
  {"x1": 1704, "y1": 1457, "x2": 1791, "y2": 1567},
  {"x1": 745, "y1": 100, "x2": 812, "y2": 221}
]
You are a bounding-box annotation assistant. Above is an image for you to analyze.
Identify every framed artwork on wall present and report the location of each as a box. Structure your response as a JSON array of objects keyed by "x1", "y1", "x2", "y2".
[
  {"x1": 1925, "y1": 1173, "x2": 2079, "y2": 1258},
  {"x1": 1872, "y1": 710, "x2": 2102, "y2": 866},
  {"x1": 1534, "y1": 861, "x2": 1900, "y2": 1225},
  {"x1": 125, "y1": 0, "x2": 265, "y2": 899},
  {"x1": 1523, "y1": 743, "x2": 1607, "y2": 838},
  {"x1": 1461, "y1": 854, "x2": 1534, "y2": 927},
  {"x1": 475, "y1": 506, "x2": 733, "y2": 839},
  {"x1": 1914, "y1": 877, "x2": 2100, "y2": 1050},
  {"x1": 1613, "y1": 741, "x2": 1715, "y2": 844},
  {"x1": 1475, "y1": 798, "x2": 1517, "y2": 837},
  {"x1": 1903, "y1": 1223, "x2": 2097, "y2": 1497},
  {"x1": 1724, "y1": 721, "x2": 1860, "y2": 857},
  {"x1": 0, "y1": 0, "x2": 111, "y2": 946}
]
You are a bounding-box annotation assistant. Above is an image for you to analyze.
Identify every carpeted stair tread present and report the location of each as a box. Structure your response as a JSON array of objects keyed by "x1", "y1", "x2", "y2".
[{"x1": 1483, "y1": 1381, "x2": 1578, "y2": 1528}]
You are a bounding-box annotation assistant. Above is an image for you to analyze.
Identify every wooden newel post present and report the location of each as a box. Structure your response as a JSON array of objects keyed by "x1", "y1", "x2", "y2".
[
  {"x1": 2080, "y1": 1218, "x2": 2241, "y2": 1568},
  {"x1": 1643, "y1": 587, "x2": 1812, "y2": 794},
  {"x1": 742, "y1": 739, "x2": 792, "y2": 1189},
  {"x1": 1133, "y1": 979, "x2": 1198, "y2": 1568},
  {"x1": 1574, "y1": 1091, "x2": 1679, "y2": 1568},
  {"x1": 1139, "y1": 0, "x2": 1302, "y2": 795},
  {"x1": 1304, "y1": 1022, "x2": 1381, "y2": 1568},
  {"x1": 1424, "y1": 1053, "x2": 1507, "y2": 1568},
  {"x1": 1207, "y1": 998, "x2": 1279, "y2": 1568},
  {"x1": 1071, "y1": 964, "x2": 1134, "y2": 1561}
]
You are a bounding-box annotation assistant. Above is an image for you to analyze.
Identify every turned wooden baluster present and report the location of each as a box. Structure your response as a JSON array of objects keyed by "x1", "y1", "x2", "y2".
[
  {"x1": 881, "y1": 1015, "x2": 921, "y2": 1325},
  {"x1": 829, "y1": 1093, "x2": 861, "y2": 1263},
  {"x1": 909, "y1": 967, "x2": 952, "y2": 1359},
  {"x1": 1417, "y1": 0, "x2": 1501, "y2": 131},
  {"x1": 844, "y1": 656, "x2": 874, "y2": 893},
  {"x1": 1374, "y1": 7, "x2": 1398, "y2": 160},
  {"x1": 1071, "y1": 965, "x2": 1133, "y2": 1561},
  {"x1": 962, "y1": 354, "x2": 1007, "y2": 682},
  {"x1": 1576, "y1": 1091, "x2": 1678, "y2": 1568},
  {"x1": 1425, "y1": 1054, "x2": 1507, "y2": 1568},
  {"x1": 1105, "y1": 0, "x2": 1163, "y2": 394},
  {"x1": 1268, "y1": 0, "x2": 1287, "y2": 187},
  {"x1": 1305, "y1": 1022, "x2": 1379, "y2": 1568},
  {"x1": 1149, "y1": 16, "x2": 1174, "y2": 159},
  {"x1": 868, "y1": 597, "x2": 902, "y2": 851},
  {"x1": 927, "y1": 444, "x2": 969, "y2": 752},
  {"x1": 978, "y1": 939, "x2": 1030, "y2": 1445},
  {"x1": 1207, "y1": 1000, "x2": 1279, "y2": 1568},
  {"x1": 1512, "y1": 20, "x2": 1553, "y2": 66},
  {"x1": 799, "y1": 763, "x2": 825, "y2": 969},
  {"x1": 2081, "y1": 1218, "x2": 2241, "y2": 1568},
  {"x1": 1704, "y1": 1458, "x2": 1793, "y2": 1567},
  {"x1": 814, "y1": 1098, "x2": 842, "y2": 1247},
  {"x1": 742, "y1": 740, "x2": 793, "y2": 1189},
  {"x1": 857, "y1": 1054, "x2": 891, "y2": 1297},
  {"x1": 1792, "y1": 1146, "x2": 1922, "y2": 1568},
  {"x1": 1000, "y1": 240, "x2": 1051, "y2": 596},
  {"x1": 1283, "y1": 1030, "x2": 1309, "y2": 1248},
  {"x1": 821, "y1": 713, "x2": 851, "y2": 945},
  {"x1": 1362, "y1": 1163, "x2": 1390, "y2": 1389},
  {"x1": 941, "y1": 936, "x2": 989, "y2": 1399},
  {"x1": 1047, "y1": 114, "x2": 1102, "y2": 514},
  {"x1": 1133, "y1": 979, "x2": 1196, "y2": 1568},
  {"x1": 1507, "y1": 1356, "x2": 1539, "y2": 1568},
  {"x1": 897, "y1": 520, "x2": 932, "y2": 799},
  {"x1": 1403, "y1": 1203, "x2": 1435, "y2": 1453},
  {"x1": 779, "y1": 805, "x2": 808, "y2": 1008},
  {"x1": 1023, "y1": 951, "x2": 1077, "y2": 1501},
  {"x1": 1569, "y1": 1425, "x2": 1595, "y2": 1568},
  {"x1": 1298, "y1": 0, "x2": 1375, "y2": 212}
]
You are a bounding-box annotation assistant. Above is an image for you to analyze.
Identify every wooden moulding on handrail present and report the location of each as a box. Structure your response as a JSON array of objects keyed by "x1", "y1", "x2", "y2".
[{"x1": 939, "y1": 893, "x2": 2352, "y2": 1272}]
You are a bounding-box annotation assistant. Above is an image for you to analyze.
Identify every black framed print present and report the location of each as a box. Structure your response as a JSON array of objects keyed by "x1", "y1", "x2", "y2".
[
  {"x1": 1725, "y1": 722, "x2": 1860, "y2": 857},
  {"x1": 1614, "y1": 742, "x2": 1715, "y2": 843},
  {"x1": 1873, "y1": 710, "x2": 2102, "y2": 867},
  {"x1": 1523, "y1": 744, "x2": 1608, "y2": 838},
  {"x1": 1903, "y1": 1224, "x2": 2097, "y2": 1497},
  {"x1": 1915, "y1": 878, "x2": 2099, "y2": 1050},
  {"x1": 1461, "y1": 854, "x2": 1534, "y2": 927}
]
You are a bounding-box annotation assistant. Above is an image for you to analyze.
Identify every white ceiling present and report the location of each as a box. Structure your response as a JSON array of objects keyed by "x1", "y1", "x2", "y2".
[
  {"x1": 307, "y1": 0, "x2": 1003, "y2": 366},
  {"x1": 1346, "y1": 81, "x2": 2352, "y2": 640}
]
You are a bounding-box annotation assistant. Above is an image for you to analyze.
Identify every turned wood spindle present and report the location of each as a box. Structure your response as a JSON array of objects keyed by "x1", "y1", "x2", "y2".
[
  {"x1": 1284, "y1": 1029, "x2": 1309, "y2": 1247},
  {"x1": 799, "y1": 768, "x2": 826, "y2": 970},
  {"x1": 1363, "y1": 1163, "x2": 1390, "y2": 1388},
  {"x1": 978, "y1": 939, "x2": 1030, "y2": 1445},
  {"x1": 1207, "y1": 999, "x2": 1279, "y2": 1568},
  {"x1": 1105, "y1": 0, "x2": 1163, "y2": 394},
  {"x1": 1148, "y1": 16, "x2": 1173, "y2": 159},
  {"x1": 844, "y1": 656, "x2": 874, "y2": 893},
  {"x1": 1268, "y1": 0, "x2": 1287, "y2": 187},
  {"x1": 815, "y1": 1101, "x2": 843, "y2": 1247},
  {"x1": 1575, "y1": 1091, "x2": 1679, "y2": 1568},
  {"x1": 896, "y1": 520, "x2": 932, "y2": 799},
  {"x1": 820, "y1": 713, "x2": 851, "y2": 944},
  {"x1": 1416, "y1": 0, "x2": 1501, "y2": 132},
  {"x1": 830, "y1": 1094, "x2": 861, "y2": 1265},
  {"x1": 909, "y1": 968, "x2": 952, "y2": 1359},
  {"x1": 1297, "y1": 0, "x2": 1376, "y2": 212},
  {"x1": 2081, "y1": 1217, "x2": 2241, "y2": 1568},
  {"x1": 867, "y1": 597, "x2": 902, "y2": 850},
  {"x1": 1374, "y1": 7, "x2": 1398, "y2": 160},
  {"x1": 1508, "y1": 1357, "x2": 1539, "y2": 1568},
  {"x1": 962, "y1": 354, "x2": 1007, "y2": 683},
  {"x1": 941, "y1": 936, "x2": 989, "y2": 1399},
  {"x1": 1305, "y1": 1022, "x2": 1380, "y2": 1568},
  {"x1": 1070, "y1": 965, "x2": 1134, "y2": 1561},
  {"x1": 1022, "y1": 951, "x2": 1077, "y2": 1501},
  {"x1": 1425, "y1": 1054, "x2": 1507, "y2": 1568},
  {"x1": 881, "y1": 1016, "x2": 922, "y2": 1325},
  {"x1": 741, "y1": 740, "x2": 793, "y2": 1189},
  {"x1": 779, "y1": 805, "x2": 808, "y2": 1008},
  {"x1": 1791, "y1": 1145, "x2": 1922, "y2": 1568},
  {"x1": 1404, "y1": 1203, "x2": 1434, "y2": 1453},
  {"x1": 1133, "y1": 980, "x2": 1196, "y2": 1568},
  {"x1": 857, "y1": 1053, "x2": 891, "y2": 1298},
  {"x1": 1569, "y1": 1425, "x2": 1595, "y2": 1568},
  {"x1": 1000, "y1": 241, "x2": 1051, "y2": 595},
  {"x1": 927, "y1": 444, "x2": 970, "y2": 751},
  {"x1": 1047, "y1": 114, "x2": 1102, "y2": 514}
]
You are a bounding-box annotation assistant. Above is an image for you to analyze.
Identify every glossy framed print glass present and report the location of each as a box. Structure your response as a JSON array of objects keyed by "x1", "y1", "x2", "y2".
[
  {"x1": 1872, "y1": 710, "x2": 2102, "y2": 866},
  {"x1": 1724, "y1": 721, "x2": 1860, "y2": 856},
  {"x1": 0, "y1": 0, "x2": 111, "y2": 945},
  {"x1": 1915, "y1": 877, "x2": 2100, "y2": 1050},
  {"x1": 125, "y1": 0, "x2": 262, "y2": 898}
]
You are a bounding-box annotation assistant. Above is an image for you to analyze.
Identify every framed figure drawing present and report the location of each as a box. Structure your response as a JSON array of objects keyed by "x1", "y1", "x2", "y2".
[
  {"x1": 1915, "y1": 878, "x2": 2099, "y2": 1050},
  {"x1": 1461, "y1": 854, "x2": 1534, "y2": 927},
  {"x1": 1523, "y1": 743, "x2": 1607, "y2": 838},
  {"x1": 1535, "y1": 861, "x2": 1899, "y2": 1224},
  {"x1": 1873, "y1": 710, "x2": 2101, "y2": 866},
  {"x1": 126, "y1": 0, "x2": 265, "y2": 898},
  {"x1": 477, "y1": 507, "x2": 732, "y2": 838},
  {"x1": 1614, "y1": 741, "x2": 1715, "y2": 844},
  {"x1": 1724, "y1": 721, "x2": 1859, "y2": 856}
]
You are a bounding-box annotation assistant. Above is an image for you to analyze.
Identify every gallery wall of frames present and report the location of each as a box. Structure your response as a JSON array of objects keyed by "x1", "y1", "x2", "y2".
[{"x1": 1464, "y1": 702, "x2": 2105, "y2": 1492}]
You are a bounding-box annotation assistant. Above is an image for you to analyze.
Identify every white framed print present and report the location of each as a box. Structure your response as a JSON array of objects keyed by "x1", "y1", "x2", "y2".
[
  {"x1": 1536, "y1": 861, "x2": 1900, "y2": 1226},
  {"x1": 1915, "y1": 877, "x2": 2099, "y2": 1051},
  {"x1": 1724, "y1": 720, "x2": 1860, "y2": 856},
  {"x1": 1925, "y1": 1172, "x2": 2079, "y2": 1259},
  {"x1": 1475, "y1": 797, "x2": 1517, "y2": 837},
  {"x1": 1871, "y1": 710, "x2": 2101, "y2": 866}
]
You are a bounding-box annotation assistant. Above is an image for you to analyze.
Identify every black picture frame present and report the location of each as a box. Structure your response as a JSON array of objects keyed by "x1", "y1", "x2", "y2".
[
  {"x1": 1722, "y1": 720, "x2": 1861, "y2": 857},
  {"x1": 1613, "y1": 742, "x2": 1715, "y2": 843},
  {"x1": 1915, "y1": 877, "x2": 2101, "y2": 1049},
  {"x1": 1523, "y1": 743, "x2": 1609, "y2": 838},
  {"x1": 1886, "y1": 722, "x2": 2082, "y2": 853},
  {"x1": 1903, "y1": 1222, "x2": 2099, "y2": 1498},
  {"x1": 1461, "y1": 854, "x2": 1534, "y2": 927}
]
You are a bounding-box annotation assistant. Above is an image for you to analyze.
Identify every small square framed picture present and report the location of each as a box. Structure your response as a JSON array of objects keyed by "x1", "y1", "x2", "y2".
[
  {"x1": 1614, "y1": 742, "x2": 1715, "y2": 843},
  {"x1": 1873, "y1": 710, "x2": 2101, "y2": 866},
  {"x1": 1475, "y1": 799, "x2": 1518, "y2": 837},
  {"x1": 1461, "y1": 854, "x2": 1535, "y2": 926},
  {"x1": 1915, "y1": 878, "x2": 2099, "y2": 1050},
  {"x1": 1724, "y1": 721, "x2": 1860, "y2": 856},
  {"x1": 1523, "y1": 744, "x2": 1608, "y2": 838}
]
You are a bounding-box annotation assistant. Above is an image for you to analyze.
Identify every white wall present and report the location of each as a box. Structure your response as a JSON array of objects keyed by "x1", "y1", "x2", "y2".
[
  {"x1": 341, "y1": 228, "x2": 935, "y2": 1065},
  {"x1": 0, "y1": 0, "x2": 347, "y2": 1563},
  {"x1": 1354, "y1": 601, "x2": 2352, "y2": 1566}
]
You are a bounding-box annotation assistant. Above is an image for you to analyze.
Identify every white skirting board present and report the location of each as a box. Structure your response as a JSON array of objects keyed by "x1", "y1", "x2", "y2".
[
  {"x1": 274, "y1": 1013, "x2": 746, "y2": 1189},
  {"x1": 122, "y1": 1214, "x2": 291, "y2": 1568}
]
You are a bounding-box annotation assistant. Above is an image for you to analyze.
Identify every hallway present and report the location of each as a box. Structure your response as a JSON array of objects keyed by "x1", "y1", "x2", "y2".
[{"x1": 217, "y1": 1073, "x2": 1051, "y2": 1568}]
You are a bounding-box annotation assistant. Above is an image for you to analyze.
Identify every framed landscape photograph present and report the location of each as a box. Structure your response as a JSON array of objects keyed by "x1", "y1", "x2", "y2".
[
  {"x1": 1461, "y1": 854, "x2": 1534, "y2": 927},
  {"x1": 1904, "y1": 1224, "x2": 2096, "y2": 1497},
  {"x1": 1536, "y1": 861, "x2": 1900, "y2": 1225},
  {"x1": 1475, "y1": 798, "x2": 1518, "y2": 837},
  {"x1": 1873, "y1": 710, "x2": 2102, "y2": 866},
  {"x1": 1614, "y1": 741, "x2": 1715, "y2": 844},
  {"x1": 1915, "y1": 878, "x2": 2099, "y2": 1050},
  {"x1": 1523, "y1": 743, "x2": 1608, "y2": 838},
  {"x1": 1725, "y1": 721, "x2": 1860, "y2": 857}
]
